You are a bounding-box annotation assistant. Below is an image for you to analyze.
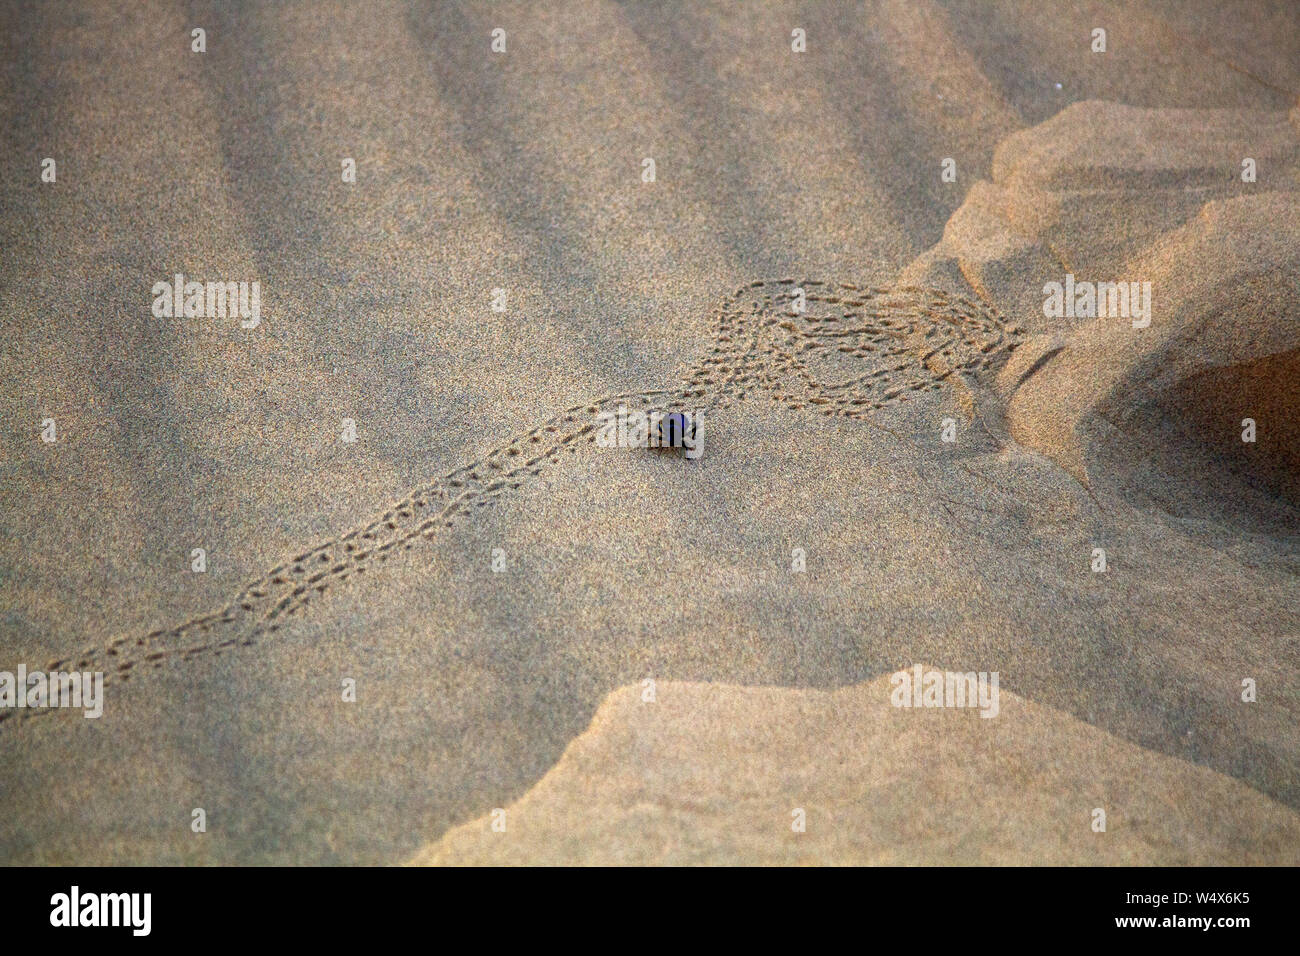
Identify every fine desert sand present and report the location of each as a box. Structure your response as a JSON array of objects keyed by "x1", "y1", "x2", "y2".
[{"x1": 1, "y1": 1, "x2": 1297, "y2": 865}]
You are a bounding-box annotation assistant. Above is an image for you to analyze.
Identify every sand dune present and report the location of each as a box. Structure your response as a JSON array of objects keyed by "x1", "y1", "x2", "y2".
[
  {"x1": 2, "y1": 2, "x2": 1298, "y2": 865},
  {"x1": 905, "y1": 101, "x2": 1300, "y2": 524},
  {"x1": 414, "y1": 673, "x2": 1300, "y2": 865}
]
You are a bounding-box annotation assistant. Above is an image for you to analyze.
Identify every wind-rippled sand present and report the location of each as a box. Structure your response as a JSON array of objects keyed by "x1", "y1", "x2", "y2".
[{"x1": 1, "y1": 1, "x2": 1297, "y2": 865}]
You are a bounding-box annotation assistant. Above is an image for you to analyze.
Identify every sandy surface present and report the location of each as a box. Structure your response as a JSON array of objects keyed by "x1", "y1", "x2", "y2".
[
  {"x1": 1, "y1": 1, "x2": 1297, "y2": 865},
  {"x1": 414, "y1": 674, "x2": 1300, "y2": 865}
]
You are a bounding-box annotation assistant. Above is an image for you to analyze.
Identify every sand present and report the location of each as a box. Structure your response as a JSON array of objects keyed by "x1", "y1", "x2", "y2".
[
  {"x1": 414, "y1": 674, "x2": 1300, "y2": 865},
  {"x1": 1, "y1": 1, "x2": 1297, "y2": 865}
]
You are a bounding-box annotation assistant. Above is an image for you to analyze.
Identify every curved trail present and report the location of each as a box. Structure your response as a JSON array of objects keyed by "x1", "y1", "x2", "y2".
[{"x1": 3, "y1": 281, "x2": 1022, "y2": 728}]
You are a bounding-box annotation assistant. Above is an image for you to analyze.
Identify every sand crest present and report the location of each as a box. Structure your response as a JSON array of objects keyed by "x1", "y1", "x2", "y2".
[{"x1": 413, "y1": 672, "x2": 1300, "y2": 866}]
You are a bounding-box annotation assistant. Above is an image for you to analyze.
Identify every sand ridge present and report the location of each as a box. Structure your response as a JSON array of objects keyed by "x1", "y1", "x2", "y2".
[
  {"x1": 413, "y1": 672, "x2": 1300, "y2": 866},
  {"x1": 900, "y1": 101, "x2": 1300, "y2": 513}
]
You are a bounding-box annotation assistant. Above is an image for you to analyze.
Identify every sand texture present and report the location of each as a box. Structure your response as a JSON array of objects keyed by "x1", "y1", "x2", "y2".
[
  {"x1": 414, "y1": 674, "x2": 1300, "y2": 865},
  {"x1": 1, "y1": 1, "x2": 1298, "y2": 865}
]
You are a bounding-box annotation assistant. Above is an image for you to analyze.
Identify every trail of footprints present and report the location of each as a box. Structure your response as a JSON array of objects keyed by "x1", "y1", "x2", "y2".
[{"x1": 4, "y1": 281, "x2": 1021, "y2": 727}]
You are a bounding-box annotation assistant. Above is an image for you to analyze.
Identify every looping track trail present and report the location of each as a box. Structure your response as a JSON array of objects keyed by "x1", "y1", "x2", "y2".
[{"x1": 4, "y1": 280, "x2": 1022, "y2": 727}]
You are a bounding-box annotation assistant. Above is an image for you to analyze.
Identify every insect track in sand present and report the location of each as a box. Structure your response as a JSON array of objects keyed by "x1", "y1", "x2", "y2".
[{"x1": 4, "y1": 281, "x2": 1021, "y2": 728}]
